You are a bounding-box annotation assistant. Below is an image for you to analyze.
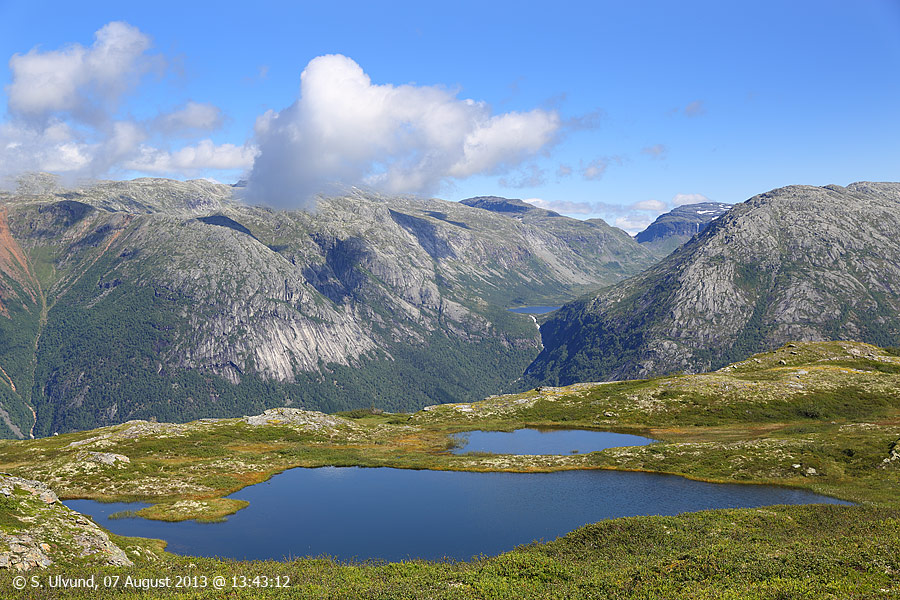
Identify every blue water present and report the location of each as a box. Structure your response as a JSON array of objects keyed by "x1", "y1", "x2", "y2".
[
  {"x1": 66, "y1": 466, "x2": 850, "y2": 562},
  {"x1": 451, "y1": 429, "x2": 655, "y2": 455},
  {"x1": 507, "y1": 306, "x2": 561, "y2": 314}
]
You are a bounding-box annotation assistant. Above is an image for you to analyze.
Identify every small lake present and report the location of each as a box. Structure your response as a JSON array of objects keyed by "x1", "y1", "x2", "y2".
[
  {"x1": 66, "y1": 467, "x2": 850, "y2": 562},
  {"x1": 451, "y1": 429, "x2": 655, "y2": 455},
  {"x1": 507, "y1": 306, "x2": 561, "y2": 314}
]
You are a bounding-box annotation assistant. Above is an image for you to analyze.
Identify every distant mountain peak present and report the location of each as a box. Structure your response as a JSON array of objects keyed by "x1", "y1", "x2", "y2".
[
  {"x1": 635, "y1": 202, "x2": 732, "y2": 256},
  {"x1": 459, "y1": 196, "x2": 561, "y2": 217}
]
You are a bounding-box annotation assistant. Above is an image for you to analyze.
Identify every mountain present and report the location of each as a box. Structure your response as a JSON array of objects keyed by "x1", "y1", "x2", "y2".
[
  {"x1": 524, "y1": 182, "x2": 900, "y2": 386},
  {"x1": 459, "y1": 196, "x2": 656, "y2": 281},
  {"x1": 635, "y1": 202, "x2": 732, "y2": 256},
  {"x1": 0, "y1": 177, "x2": 658, "y2": 437}
]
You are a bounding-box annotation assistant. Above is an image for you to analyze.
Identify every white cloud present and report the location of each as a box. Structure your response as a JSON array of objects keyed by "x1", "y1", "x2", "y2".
[
  {"x1": 630, "y1": 199, "x2": 666, "y2": 211},
  {"x1": 672, "y1": 193, "x2": 711, "y2": 206},
  {"x1": 0, "y1": 120, "x2": 90, "y2": 176},
  {"x1": 7, "y1": 21, "x2": 156, "y2": 123},
  {"x1": 247, "y1": 54, "x2": 561, "y2": 208},
  {"x1": 615, "y1": 214, "x2": 653, "y2": 235},
  {"x1": 157, "y1": 101, "x2": 224, "y2": 134},
  {"x1": 0, "y1": 22, "x2": 251, "y2": 183},
  {"x1": 126, "y1": 140, "x2": 257, "y2": 174},
  {"x1": 556, "y1": 164, "x2": 573, "y2": 178}
]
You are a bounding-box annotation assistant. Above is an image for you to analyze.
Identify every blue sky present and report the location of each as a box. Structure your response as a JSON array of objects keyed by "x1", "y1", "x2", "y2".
[{"x1": 1, "y1": 1, "x2": 898, "y2": 232}]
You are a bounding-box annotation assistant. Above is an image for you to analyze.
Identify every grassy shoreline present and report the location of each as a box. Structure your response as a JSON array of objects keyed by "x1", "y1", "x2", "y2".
[{"x1": 1, "y1": 341, "x2": 899, "y2": 597}]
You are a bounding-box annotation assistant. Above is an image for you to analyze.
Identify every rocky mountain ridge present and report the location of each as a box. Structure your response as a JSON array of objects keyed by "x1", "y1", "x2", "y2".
[
  {"x1": 524, "y1": 182, "x2": 900, "y2": 386},
  {"x1": 0, "y1": 178, "x2": 658, "y2": 436}
]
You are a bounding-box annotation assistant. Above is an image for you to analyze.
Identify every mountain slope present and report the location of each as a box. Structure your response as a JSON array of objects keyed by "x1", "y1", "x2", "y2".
[
  {"x1": 0, "y1": 178, "x2": 658, "y2": 437},
  {"x1": 460, "y1": 195, "x2": 658, "y2": 284},
  {"x1": 635, "y1": 202, "x2": 732, "y2": 256},
  {"x1": 524, "y1": 182, "x2": 900, "y2": 386}
]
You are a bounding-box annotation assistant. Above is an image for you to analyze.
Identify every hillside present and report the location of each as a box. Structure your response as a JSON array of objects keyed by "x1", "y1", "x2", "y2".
[
  {"x1": 460, "y1": 195, "x2": 654, "y2": 277},
  {"x1": 0, "y1": 178, "x2": 657, "y2": 437},
  {"x1": 524, "y1": 182, "x2": 900, "y2": 386}
]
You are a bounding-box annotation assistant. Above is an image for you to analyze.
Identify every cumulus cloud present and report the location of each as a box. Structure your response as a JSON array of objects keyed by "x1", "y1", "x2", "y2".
[
  {"x1": 7, "y1": 21, "x2": 157, "y2": 123},
  {"x1": 684, "y1": 100, "x2": 706, "y2": 117},
  {"x1": 126, "y1": 140, "x2": 257, "y2": 174},
  {"x1": 246, "y1": 54, "x2": 561, "y2": 208},
  {"x1": 0, "y1": 22, "x2": 250, "y2": 183},
  {"x1": 630, "y1": 199, "x2": 667, "y2": 211},
  {"x1": 156, "y1": 101, "x2": 224, "y2": 135},
  {"x1": 672, "y1": 192, "x2": 711, "y2": 206},
  {"x1": 641, "y1": 144, "x2": 667, "y2": 159},
  {"x1": 615, "y1": 214, "x2": 654, "y2": 235}
]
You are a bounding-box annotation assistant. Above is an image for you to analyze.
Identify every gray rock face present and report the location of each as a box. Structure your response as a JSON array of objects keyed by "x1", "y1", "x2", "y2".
[
  {"x1": 0, "y1": 180, "x2": 659, "y2": 436},
  {"x1": 636, "y1": 202, "x2": 732, "y2": 256},
  {"x1": 526, "y1": 182, "x2": 900, "y2": 386},
  {"x1": 0, "y1": 474, "x2": 132, "y2": 571}
]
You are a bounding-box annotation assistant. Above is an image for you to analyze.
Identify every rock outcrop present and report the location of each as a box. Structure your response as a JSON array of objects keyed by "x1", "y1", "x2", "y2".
[
  {"x1": 0, "y1": 474, "x2": 132, "y2": 571},
  {"x1": 243, "y1": 407, "x2": 355, "y2": 432}
]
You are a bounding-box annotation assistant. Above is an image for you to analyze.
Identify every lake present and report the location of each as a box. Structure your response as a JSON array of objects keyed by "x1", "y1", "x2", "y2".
[
  {"x1": 66, "y1": 466, "x2": 850, "y2": 562},
  {"x1": 450, "y1": 428, "x2": 656, "y2": 455},
  {"x1": 507, "y1": 306, "x2": 561, "y2": 314}
]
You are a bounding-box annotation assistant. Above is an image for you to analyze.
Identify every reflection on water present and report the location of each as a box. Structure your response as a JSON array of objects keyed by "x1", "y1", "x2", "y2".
[
  {"x1": 66, "y1": 466, "x2": 850, "y2": 562},
  {"x1": 507, "y1": 306, "x2": 561, "y2": 314},
  {"x1": 450, "y1": 428, "x2": 655, "y2": 455}
]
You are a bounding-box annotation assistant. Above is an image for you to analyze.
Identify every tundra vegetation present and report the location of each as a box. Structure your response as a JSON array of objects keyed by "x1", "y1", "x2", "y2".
[{"x1": 0, "y1": 341, "x2": 898, "y2": 598}]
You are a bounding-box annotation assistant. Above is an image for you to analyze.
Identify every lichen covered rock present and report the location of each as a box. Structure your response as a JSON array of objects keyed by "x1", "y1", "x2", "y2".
[{"x1": 0, "y1": 474, "x2": 132, "y2": 571}]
